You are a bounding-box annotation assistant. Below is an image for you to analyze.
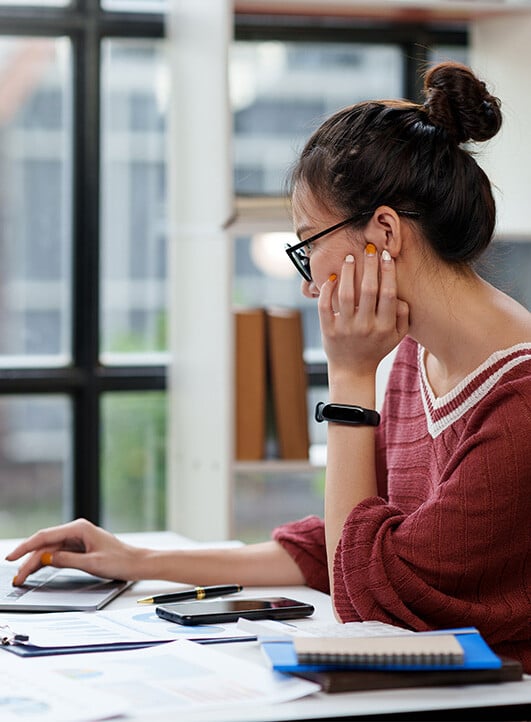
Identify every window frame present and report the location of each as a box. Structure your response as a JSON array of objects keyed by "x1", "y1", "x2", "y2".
[{"x1": 0, "y1": 0, "x2": 166, "y2": 524}]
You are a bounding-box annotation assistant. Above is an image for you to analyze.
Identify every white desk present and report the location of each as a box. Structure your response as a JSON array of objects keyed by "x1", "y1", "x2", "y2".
[{"x1": 2, "y1": 532, "x2": 530, "y2": 722}]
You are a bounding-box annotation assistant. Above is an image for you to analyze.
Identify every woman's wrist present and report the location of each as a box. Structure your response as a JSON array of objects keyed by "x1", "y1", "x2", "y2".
[
  {"x1": 328, "y1": 369, "x2": 376, "y2": 408},
  {"x1": 127, "y1": 547, "x2": 174, "y2": 581}
]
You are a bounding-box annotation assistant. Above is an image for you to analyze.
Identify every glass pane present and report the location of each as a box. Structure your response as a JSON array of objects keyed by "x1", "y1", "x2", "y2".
[
  {"x1": 231, "y1": 41, "x2": 403, "y2": 196},
  {"x1": 234, "y1": 468, "x2": 325, "y2": 544},
  {"x1": 100, "y1": 39, "x2": 168, "y2": 362},
  {"x1": 234, "y1": 233, "x2": 322, "y2": 358},
  {"x1": 101, "y1": 391, "x2": 167, "y2": 532},
  {"x1": 429, "y1": 45, "x2": 469, "y2": 66},
  {"x1": 233, "y1": 382, "x2": 328, "y2": 543},
  {"x1": 0, "y1": 1, "x2": 69, "y2": 5},
  {"x1": 0, "y1": 395, "x2": 72, "y2": 537},
  {"x1": 416, "y1": 47, "x2": 531, "y2": 315},
  {"x1": 101, "y1": 0, "x2": 166, "y2": 11},
  {"x1": 0, "y1": 37, "x2": 72, "y2": 365},
  {"x1": 479, "y1": 240, "x2": 531, "y2": 310}
]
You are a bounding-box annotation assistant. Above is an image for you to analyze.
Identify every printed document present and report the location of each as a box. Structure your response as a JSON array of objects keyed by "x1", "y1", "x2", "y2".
[
  {"x1": 1, "y1": 638, "x2": 319, "y2": 721},
  {"x1": 0, "y1": 605, "x2": 255, "y2": 649}
]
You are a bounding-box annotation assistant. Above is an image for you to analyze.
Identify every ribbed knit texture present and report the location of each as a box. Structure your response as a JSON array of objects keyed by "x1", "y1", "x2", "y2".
[{"x1": 273, "y1": 336, "x2": 531, "y2": 672}]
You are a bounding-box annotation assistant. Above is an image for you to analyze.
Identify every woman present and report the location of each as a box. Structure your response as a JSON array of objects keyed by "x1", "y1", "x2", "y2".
[{"x1": 7, "y1": 62, "x2": 530, "y2": 671}]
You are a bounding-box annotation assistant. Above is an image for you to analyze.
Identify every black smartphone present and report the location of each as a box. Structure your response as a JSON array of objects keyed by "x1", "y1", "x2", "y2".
[{"x1": 155, "y1": 596, "x2": 314, "y2": 626}]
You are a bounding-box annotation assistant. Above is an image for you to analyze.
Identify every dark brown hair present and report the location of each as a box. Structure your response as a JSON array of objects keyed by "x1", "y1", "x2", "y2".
[{"x1": 290, "y1": 62, "x2": 502, "y2": 264}]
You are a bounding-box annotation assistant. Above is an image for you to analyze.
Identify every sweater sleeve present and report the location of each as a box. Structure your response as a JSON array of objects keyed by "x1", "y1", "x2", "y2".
[{"x1": 272, "y1": 515, "x2": 330, "y2": 594}]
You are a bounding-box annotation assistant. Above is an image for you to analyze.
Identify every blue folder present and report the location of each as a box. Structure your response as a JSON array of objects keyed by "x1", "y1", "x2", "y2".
[{"x1": 261, "y1": 628, "x2": 502, "y2": 673}]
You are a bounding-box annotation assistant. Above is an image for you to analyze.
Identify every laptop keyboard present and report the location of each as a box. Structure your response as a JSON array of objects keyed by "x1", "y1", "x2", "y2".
[{"x1": 0, "y1": 565, "x2": 56, "y2": 599}]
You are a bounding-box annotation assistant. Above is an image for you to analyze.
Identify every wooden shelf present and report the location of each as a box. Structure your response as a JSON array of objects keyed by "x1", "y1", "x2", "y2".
[
  {"x1": 234, "y1": 444, "x2": 326, "y2": 472},
  {"x1": 235, "y1": 0, "x2": 531, "y2": 23},
  {"x1": 234, "y1": 459, "x2": 320, "y2": 473}
]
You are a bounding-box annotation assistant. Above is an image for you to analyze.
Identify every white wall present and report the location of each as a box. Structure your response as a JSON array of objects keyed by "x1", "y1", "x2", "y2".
[
  {"x1": 471, "y1": 13, "x2": 531, "y2": 239},
  {"x1": 166, "y1": 0, "x2": 234, "y2": 540}
]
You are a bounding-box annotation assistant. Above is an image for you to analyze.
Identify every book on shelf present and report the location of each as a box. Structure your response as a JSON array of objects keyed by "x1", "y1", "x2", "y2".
[
  {"x1": 265, "y1": 307, "x2": 310, "y2": 460},
  {"x1": 234, "y1": 307, "x2": 267, "y2": 460}
]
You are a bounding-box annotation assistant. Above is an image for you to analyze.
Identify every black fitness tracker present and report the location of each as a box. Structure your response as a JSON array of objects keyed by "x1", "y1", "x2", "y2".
[{"x1": 315, "y1": 402, "x2": 380, "y2": 427}]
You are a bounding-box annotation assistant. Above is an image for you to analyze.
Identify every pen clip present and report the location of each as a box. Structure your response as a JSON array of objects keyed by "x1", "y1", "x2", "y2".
[{"x1": 1, "y1": 624, "x2": 30, "y2": 646}]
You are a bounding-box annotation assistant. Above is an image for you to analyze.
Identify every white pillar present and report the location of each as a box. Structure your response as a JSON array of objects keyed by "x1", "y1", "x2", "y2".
[
  {"x1": 471, "y1": 12, "x2": 531, "y2": 238},
  {"x1": 166, "y1": 0, "x2": 234, "y2": 540}
]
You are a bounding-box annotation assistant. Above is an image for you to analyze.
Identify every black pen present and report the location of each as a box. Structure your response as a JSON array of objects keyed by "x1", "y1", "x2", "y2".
[
  {"x1": 136, "y1": 584, "x2": 243, "y2": 605},
  {"x1": 196, "y1": 636, "x2": 257, "y2": 645}
]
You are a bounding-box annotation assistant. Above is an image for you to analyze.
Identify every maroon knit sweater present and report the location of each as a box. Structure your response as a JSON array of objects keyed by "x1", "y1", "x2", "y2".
[{"x1": 273, "y1": 337, "x2": 531, "y2": 672}]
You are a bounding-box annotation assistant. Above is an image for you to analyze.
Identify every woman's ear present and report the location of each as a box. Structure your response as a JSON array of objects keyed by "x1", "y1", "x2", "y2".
[{"x1": 363, "y1": 206, "x2": 403, "y2": 258}]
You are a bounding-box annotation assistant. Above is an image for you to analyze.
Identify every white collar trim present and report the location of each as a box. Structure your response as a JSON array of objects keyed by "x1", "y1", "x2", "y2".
[{"x1": 418, "y1": 343, "x2": 531, "y2": 438}]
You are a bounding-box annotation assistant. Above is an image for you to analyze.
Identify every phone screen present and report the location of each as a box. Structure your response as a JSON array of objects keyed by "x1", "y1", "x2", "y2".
[{"x1": 156, "y1": 596, "x2": 314, "y2": 625}]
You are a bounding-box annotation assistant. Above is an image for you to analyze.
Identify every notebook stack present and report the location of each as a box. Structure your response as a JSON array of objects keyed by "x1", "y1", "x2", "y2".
[{"x1": 261, "y1": 629, "x2": 523, "y2": 693}]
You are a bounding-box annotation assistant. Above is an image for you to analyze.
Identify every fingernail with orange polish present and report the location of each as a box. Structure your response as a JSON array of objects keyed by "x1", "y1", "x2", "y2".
[
  {"x1": 12, "y1": 575, "x2": 19, "y2": 586},
  {"x1": 41, "y1": 552, "x2": 53, "y2": 566},
  {"x1": 365, "y1": 243, "x2": 377, "y2": 256},
  {"x1": 328, "y1": 273, "x2": 337, "y2": 282}
]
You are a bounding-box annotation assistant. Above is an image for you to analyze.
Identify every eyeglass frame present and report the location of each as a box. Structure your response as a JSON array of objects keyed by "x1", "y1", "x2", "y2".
[{"x1": 285, "y1": 208, "x2": 421, "y2": 283}]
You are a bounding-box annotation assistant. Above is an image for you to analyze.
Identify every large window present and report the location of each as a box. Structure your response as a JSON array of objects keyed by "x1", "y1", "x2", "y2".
[{"x1": 0, "y1": 4, "x2": 167, "y2": 535}]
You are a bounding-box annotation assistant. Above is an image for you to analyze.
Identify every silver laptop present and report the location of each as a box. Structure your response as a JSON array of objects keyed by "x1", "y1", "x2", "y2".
[{"x1": 0, "y1": 564, "x2": 132, "y2": 611}]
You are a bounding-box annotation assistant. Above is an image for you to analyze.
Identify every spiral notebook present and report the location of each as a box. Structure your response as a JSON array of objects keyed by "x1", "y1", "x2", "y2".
[{"x1": 293, "y1": 634, "x2": 465, "y2": 668}]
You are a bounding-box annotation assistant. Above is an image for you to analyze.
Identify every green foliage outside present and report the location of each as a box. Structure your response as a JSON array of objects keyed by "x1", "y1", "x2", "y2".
[
  {"x1": 106, "y1": 311, "x2": 167, "y2": 354},
  {"x1": 101, "y1": 391, "x2": 167, "y2": 533},
  {"x1": 101, "y1": 310, "x2": 168, "y2": 532}
]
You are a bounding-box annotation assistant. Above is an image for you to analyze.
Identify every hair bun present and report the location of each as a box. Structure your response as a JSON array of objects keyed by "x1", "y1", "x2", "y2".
[{"x1": 423, "y1": 61, "x2": 502, "y2": 143}]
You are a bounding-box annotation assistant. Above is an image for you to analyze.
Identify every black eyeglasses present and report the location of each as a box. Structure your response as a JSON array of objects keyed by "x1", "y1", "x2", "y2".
[{"x1": 285, "y1": 209, "x2": 421, "y2": 282}]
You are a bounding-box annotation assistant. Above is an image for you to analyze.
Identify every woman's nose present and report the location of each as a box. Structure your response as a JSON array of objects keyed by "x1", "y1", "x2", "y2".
[{"x1": 302, "y1": 279, "x2": 320, "y2": 299}]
